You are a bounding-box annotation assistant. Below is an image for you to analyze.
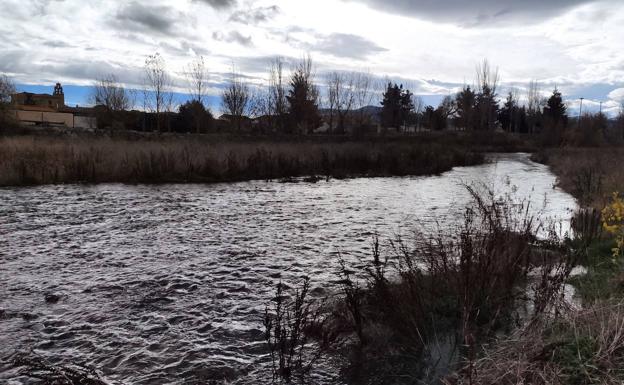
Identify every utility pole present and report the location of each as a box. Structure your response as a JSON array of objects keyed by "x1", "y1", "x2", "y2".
[
  {"x1": 599, "y1": 101, "x2": 603, "y2": 115},
  {"x1": 578, "y1": 97, "x2": 584, "y2": 129}
]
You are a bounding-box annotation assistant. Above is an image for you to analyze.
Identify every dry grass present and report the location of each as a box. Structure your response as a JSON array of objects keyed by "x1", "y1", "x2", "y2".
[
  {"x1": 328, "y1": 186, "x2": 576, "y2": 383},
  {"x1": 445, "y1": 301, "x2": 624, "y2": 385},
  {"x1": 534, "y1": 148, "x2": 624, "y2": 208},
  {"x1": 447, "y1": 148, "x2": 624, "y2": 385},
  {"x1": 0, "y1": 135, "x2": 484, "y2": 186}
]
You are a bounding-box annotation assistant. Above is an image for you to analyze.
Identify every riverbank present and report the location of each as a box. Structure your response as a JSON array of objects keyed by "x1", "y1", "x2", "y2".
[
  {"x1": 441, "y1": 148, "x2": 624, "y2": 384},
  {"x1": 264, "y1": 183, "x2": 580, "y2": 384},
  {"x1": 262, "y1": 148, "x2": 624, "y2": 384},
  {"x1": 535, "y1": 147, "x2": 624, "y2": 306},
  {"x1": 532, "y1": 148, "x2": 624, "y2": 208},
  {"x1": 0, "y1": 131, "x2": 519, "y2": 186}
]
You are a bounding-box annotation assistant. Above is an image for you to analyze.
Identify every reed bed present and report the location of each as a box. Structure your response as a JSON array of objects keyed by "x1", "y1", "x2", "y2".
[
  {"x1": 534, "y1": 148, "x2": 624, "y2": 208},
  {"x1": 0, "y1": 135, "x2": 483, "y2": 186}
]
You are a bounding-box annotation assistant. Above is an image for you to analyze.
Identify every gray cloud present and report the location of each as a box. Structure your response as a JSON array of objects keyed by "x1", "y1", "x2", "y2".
[
  {"x1": 113, "y1": 2, "x2": 182, "y2": 34},
  {"x1": 212, "y1": 30, "x2": 253, "y2": 46},
  {"x1": 0, "y1": 49, "x2": 144, "y2": 86},
  {"x1": 42, "y1": 39, "x2": 74, "y2": 49},
  {"x1": 344, "y1": 0, "x2": 596, "y2": 26},
  {"x1": 194, "y1": 0, "x2": 237, "y2": 10},
  {"x1": 158, "y1": 40, "x2": 211, "y2": 57},
  {"x1": 229, "y1": 5, "x2": 280, "y2": 24},
  {"x1": 308, "y1": 33, "x2": 387, "y2": 60},
  {"x1": 219, "y1": 54, "x2": 298, "y2": 74}
]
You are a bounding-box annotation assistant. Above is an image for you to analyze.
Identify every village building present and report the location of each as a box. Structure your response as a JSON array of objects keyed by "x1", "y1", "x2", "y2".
[{"x1": 10, "y1": 83, "x2": 96, "y2": 129}]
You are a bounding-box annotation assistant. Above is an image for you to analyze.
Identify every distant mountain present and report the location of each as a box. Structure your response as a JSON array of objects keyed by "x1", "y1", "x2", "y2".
[
  {"x1": 319, "y1": 105, "x2": 382, "y2": 124},
  {"x1": 356, "y1": 105, "x2": 382, "y2": 116},
  {"x1": 320, "y1": 106, "x2": 382, "y2": 114}
]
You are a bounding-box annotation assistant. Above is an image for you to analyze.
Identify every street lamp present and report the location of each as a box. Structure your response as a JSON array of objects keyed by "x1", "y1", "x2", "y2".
[{"x1": 578, "y1": 97, "x2": 584, "y2": 129}]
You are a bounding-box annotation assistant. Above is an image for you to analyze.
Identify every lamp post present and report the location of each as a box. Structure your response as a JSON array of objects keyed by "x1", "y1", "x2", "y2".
[{"x1": 578, "y1": 97, "x2": 584, "y2": 129}]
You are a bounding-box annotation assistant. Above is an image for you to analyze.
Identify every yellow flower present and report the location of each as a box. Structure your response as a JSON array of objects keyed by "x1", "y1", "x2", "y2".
[{"x1": 603, "y1": 192, "x2": 624, "y2": 258}]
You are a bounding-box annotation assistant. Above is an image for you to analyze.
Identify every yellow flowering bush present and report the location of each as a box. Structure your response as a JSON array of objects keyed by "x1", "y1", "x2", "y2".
[{"x1": 603, "y1": 192, "x2": 624, "y2": 258}]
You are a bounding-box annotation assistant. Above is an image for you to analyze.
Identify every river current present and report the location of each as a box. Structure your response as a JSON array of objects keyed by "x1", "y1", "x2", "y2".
[{"x1": 0, "y1": 153, "x2": 577, "y2": 384}]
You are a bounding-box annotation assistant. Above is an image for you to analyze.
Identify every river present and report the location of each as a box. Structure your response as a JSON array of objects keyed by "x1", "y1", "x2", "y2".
[{"x1": 0, "y1": 153, "x2": 577, "y2": 384}]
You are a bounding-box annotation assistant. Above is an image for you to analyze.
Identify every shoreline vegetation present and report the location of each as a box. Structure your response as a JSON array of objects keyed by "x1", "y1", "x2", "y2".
[
  {"x1": 259, "y1": 148, "x2": 624, "y2": 385},
  {"x1": 0, "y1": 130, "x2": 539, "y2": 187},
  {"x1": 264, "y1": 186, "x2": 582, "y2": 384}
]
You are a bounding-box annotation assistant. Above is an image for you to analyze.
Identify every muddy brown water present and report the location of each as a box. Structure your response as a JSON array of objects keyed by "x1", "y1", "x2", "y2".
[{"x1": 0, "y1": 153, "x2": 577, "y2": 384}]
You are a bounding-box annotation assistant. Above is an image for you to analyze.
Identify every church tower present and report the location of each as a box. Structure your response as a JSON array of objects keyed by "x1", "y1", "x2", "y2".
[{"x1": 52, "y1": 82, "x2": 65, "y2": 109}]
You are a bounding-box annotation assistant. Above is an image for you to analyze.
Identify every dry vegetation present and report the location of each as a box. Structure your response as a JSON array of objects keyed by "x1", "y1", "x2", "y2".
[
  {"x1": 446, "y1": 302, "x2": 624, "y2": 385},
  {"x1": 264, "y1": 186, "x2": 578, "y2": 384},
  {"x1": 440, "y1": 147, "x2": 624, "y2": 385},
  {"x1": 265, "y1": 151, "x2": 624, "y2": 385},
  {"x1": 533, "y1": 148, "x2": 624, "y2": 208},
  {"x1": 0, "y1": 134, "x2": 486, "y2": 186}
]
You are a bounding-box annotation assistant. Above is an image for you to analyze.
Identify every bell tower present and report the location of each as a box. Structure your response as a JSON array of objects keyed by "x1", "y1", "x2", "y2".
[
  {"x1": 52, "y1": 82, "x2": 65, "y2": 109},
  {"x1": 53, "y1": 83, "x2": 64, "y2": 96}
]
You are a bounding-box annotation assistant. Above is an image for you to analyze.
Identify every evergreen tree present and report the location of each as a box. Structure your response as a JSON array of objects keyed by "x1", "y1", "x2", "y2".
[
  {"x1": 432, "y1": 107, "x2": 448, "y2": 130},
  {"x1": 454, "y1": 86, "x2": 476, "y2": 130},
  {"x1": 517, "y1": 106, "x2": 530, "y2": 134},
  {"x1": 540, "y1": 88, "x2": 568, "y2": 146},
  {"x1": 287, "y1": 56, "x2": 320, "y2": 134},
  {"x1": 499, "y1": 92, "x2": 518, "y2": 132},
  {"x1": 380, "y1": 83, "x2": 401, "y2": 128},
  {"x1": 475, "y1": 84, "x2": 499, "y2": 131},
  {"x1": 543, "y1": 88, "x2": 567, "y2": 127},
  {"x1": 178, "y1": 100, "x2": 213, "y2": 133},
  {"x1": 423, "y1": 105, "x2": 435, "y2": 130},
  {"x1": 380, "y1": 83, "x2": 414, "y2": 129}
]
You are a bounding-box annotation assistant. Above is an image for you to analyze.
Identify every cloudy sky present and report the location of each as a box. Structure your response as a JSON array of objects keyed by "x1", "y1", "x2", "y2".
[{"x1": 1, "y1": 0, "x2": 623, "y2": 115}]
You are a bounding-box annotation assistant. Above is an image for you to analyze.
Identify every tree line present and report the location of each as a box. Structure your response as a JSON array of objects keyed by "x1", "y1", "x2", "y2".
[{"x1": 1, "y1": 55, "x2": 623, "y2": 145}]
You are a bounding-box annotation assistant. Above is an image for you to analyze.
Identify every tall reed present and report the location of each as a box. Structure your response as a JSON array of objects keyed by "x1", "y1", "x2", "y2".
[
  {"x1": 0, "y1": 136, "x2": 484, "y2": 186},
  {"x1": 325, "y1": 186, "x2": 576, "y2": 383}
]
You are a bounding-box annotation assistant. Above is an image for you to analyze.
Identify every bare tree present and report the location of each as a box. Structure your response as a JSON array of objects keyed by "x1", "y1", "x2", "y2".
[
  {"x1": 439, "y1": 94, "x2": 457, "y2": 127},
  {"x1": 186, "y1": 55, "x2": 208, "y2": 106},
  {"x1": 268, "y1": 57, "x2": 287, "y2": 132},
  {"x1": 91, "y1": 74, "x2": 134, "y2": 130},
  {"x1": 221, "y1": 66, "x2": 252, "y2": 131},
  {"x1": 93, "y1": 75, "x2": 133, "y2": 111},
  {"x1": 0, "y1": 74, "x2": 16, "y2": 125},
  {"x1": 412, "y1": 95, "x2": 424, "y2": 131},
  {"x1": 327, "y1": 71, "x2": 356, "y2": 133},
  {"x1": 476, "y1": 59, "x2": 499, "y2": 96},
  {"x1": 527, "y1": 80, "x2": 541, "y2": 115},
  {"x1": 184, "y1": 56, "x2": 210, "y2": 133},
  {"x1": 144, "y1": 52, "x2": 173, "y2": 132},
  {"x1": 0, "y1": 74, "x2": 15, "y2": 104},
  {"x1": 354, "y1": 71, "x2": 375, "y2": 129},
  {"x1": 526, "y1": 80, "x2": 542, "y2": 134},
  {"x1": 475, "y1": 59, "x2": 500, "y2": 131},
  {"x1": 326, "y1": 73, "x2": 338, "y2": 133}
]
